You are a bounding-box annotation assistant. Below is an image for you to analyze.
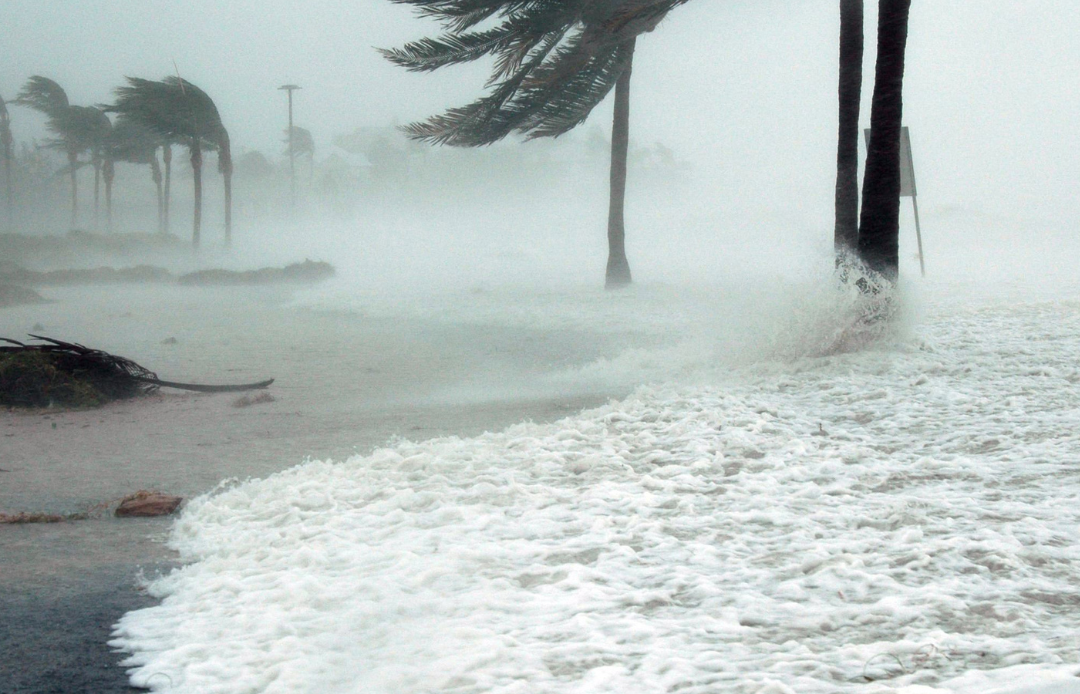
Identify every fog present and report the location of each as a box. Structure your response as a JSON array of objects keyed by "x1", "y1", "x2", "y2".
[
  {"x1": 7, "y1": 5, "x2": 1080, "y2": 692},
  {"x1": 3, "y1": 1, "x2": 1080, "y2": 286}
]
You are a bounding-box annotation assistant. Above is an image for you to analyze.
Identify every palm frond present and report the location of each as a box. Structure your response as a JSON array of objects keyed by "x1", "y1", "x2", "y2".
[
  {"x1": 386, "y1": 0, "x2": 688, "y2": 146},
  {"x1": 380, "y1": 25, "x2": 519, "y2": 71},
  {"x1": 15, "y1": 76, "x2": 69, "y2": 118}
]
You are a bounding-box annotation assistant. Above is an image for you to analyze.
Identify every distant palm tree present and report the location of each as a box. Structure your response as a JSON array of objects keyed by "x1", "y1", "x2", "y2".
[
  {"x1": 87, "y1": 108, "x2": 113, "y2": 230},
  {"x1": 1, "y1": 94, "x2": 14, "y2": 227},
  {"x1": 382, "y1": 0, "x2": 690, "y2": 288},
  {"x1": 15, "y1": 76, "x2": 100, "y2": 229},
  {"x1": 108, "y1": 117, "x2": 166, "y2": 233},
  {"x1": 284, "y1": 126, "x2": 315, "y2": 182},
  {"x1": 109, "y1": 76, "x2": 232, "y2": 247}
]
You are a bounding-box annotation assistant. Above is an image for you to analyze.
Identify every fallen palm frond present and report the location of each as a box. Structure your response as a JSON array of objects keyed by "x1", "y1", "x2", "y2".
[{"x1": 1, "y1": 335, "x2": 273, "y2": 408}]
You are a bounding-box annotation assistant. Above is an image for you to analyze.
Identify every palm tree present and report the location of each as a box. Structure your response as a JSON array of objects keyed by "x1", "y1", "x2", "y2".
[
  {"x1": 162, "y1": 141, "x2": 174, "y2": 236},
  {"x1": 856, "y1": 0, "x2": 913, "y2": 284},
  {"x1": 1, "y1": 94, "x2": 14, "y2": 228},
  {"x1": 15, "y1": 76, "x2": 99, "y2": 229},
  {"x1": 109, "y1": 76, "x2": 232, "y2": 247},
  {"x1": 382, "y1": 0, "x2": 690, "y2": 288},
  {"x1": 108, "y1": 117, "x2": 166, "y2": 233},
  {"x1": 834, "y1": 0, "x2": 863, "y2": 262},
  {"x1": 285, "y1": 126, "x2": 316, "y2": 183},
  {"x1": 87, "y1": 108, "x2": 113, "y2": 231}
]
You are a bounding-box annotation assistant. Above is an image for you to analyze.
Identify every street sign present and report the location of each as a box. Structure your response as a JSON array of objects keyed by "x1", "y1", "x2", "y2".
[
  {"x1": 864, "y1": 126, "x2": 915, "y2": 196},
  {"x1": 864, "y1": 126, "x2": 925, "y2": 276}
]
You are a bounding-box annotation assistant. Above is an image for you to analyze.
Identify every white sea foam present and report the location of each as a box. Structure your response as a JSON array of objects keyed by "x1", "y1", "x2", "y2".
[{"x1": 112, "y1": 278, "x2": 1080, "y2": 693}]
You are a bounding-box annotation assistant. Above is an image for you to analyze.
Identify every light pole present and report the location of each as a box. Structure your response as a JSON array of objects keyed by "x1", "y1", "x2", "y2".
[{"x1": 278, "y1": 84, "x2": 301, "y2": 211}]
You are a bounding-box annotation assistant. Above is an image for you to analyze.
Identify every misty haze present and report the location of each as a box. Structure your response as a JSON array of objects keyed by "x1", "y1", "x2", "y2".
[{"x1": 2, "y1": 2, "x2": 1080, "y2": 693}]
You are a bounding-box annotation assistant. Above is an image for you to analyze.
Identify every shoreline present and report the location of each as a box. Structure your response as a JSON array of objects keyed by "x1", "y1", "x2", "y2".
[{"x1": 1, "y1": 284, "x2": 630, "y2": 693}]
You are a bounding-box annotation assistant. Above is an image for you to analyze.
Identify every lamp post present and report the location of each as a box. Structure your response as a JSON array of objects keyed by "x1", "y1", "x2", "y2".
[{"x1": 278, "y1": 84, "x2": 301, "y2": 211}]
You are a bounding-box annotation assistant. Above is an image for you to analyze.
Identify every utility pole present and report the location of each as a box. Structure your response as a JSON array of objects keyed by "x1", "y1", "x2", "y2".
[{"x1": 278, "y1": 84, "x2": 301, "y2": 212}]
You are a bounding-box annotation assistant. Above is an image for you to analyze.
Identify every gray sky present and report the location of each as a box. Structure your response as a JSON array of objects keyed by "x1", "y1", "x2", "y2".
[{"x1": 3, "y1": 1, "x2": 1080, "y2": 226}]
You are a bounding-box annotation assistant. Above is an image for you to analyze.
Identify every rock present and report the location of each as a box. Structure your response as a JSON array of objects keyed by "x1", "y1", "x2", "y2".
[{"x1": 114, "y1": 491, "x2": 183, "y2": 518}]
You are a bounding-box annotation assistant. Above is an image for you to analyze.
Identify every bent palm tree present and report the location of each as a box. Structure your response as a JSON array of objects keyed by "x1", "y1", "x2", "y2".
[
  {"x1": 15, "y1": 76, "x2": 98, "y2": 229},
  {"x1": 382, "y1": 0, "x2": 690, "y2": 288},
  {"x1": 87, "y1": 108, "x2": 114, "y2": 230},
  {"x1": 109, "y1": 76, "x2": 232, "y2": 247}
]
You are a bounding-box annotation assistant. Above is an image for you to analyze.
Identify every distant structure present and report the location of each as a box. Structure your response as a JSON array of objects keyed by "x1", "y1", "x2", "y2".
[{"x1": 278, "y1": 84, "x2": 301, "y2": 211}]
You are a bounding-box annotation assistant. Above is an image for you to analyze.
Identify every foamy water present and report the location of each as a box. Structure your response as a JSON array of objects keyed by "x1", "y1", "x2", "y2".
[{"x1": 109, "y1": 259, "x2": 1080, "y2": 693}]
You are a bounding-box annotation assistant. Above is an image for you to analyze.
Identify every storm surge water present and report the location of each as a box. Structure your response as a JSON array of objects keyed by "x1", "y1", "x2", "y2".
[{"x1": 110, "y1": 219, "x2": 1080, "y2": 693}]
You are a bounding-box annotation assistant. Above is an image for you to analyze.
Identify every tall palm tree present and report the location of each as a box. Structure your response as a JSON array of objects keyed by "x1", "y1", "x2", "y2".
[
  {"x1": 109, "y1": 76, "x2": 232, "y2": 247},
  {"x1": 856, "y1": 0, "x2": 913, "y2": 284},
  {"x1": 1, "y1": 94, "x2": 14, "y2": 228},
  {"x1": 15, "y1": 76, "x2": 98, "y2": 229},
  {"x1": 382, "y1": 0, "x2": 690, "y2": 288},
  {"x1": 834, "y1": 0, "x2": 863, "y2": 261}
]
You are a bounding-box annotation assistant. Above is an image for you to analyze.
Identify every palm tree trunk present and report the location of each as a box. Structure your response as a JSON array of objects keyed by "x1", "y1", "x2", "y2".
[
  {"x1": 834, "y1": 0, "x2": 864, "y2": 260},
  {"x1": 93, "y1": 158, "x2": 101, "y2": 230},
  {"x1": 857, "y1": 0, "x2": 912, "y2": 285},
  {"x1": 191, "y1": 139, "x2": 202, "y2": 248},
  {"x1": 151, "y1": 155, "x2": 164, "y2": 235},
  {"x1": 163, "y1": 144, "x2": 172, "y2": 236},
  {"x1": 218, "y1": 129, "x2": 233, "y2": 247},
  {"x1": 605, "y1": 39, "x2": 636, "y2": 289},
  {"x1": 103, "y1": 158, "x2": 114, "y2": 232},
  {"x1": 2, "y1": 152, "x2": 12, "y2": 230},
  {"x1": 68, "y1": 149, "x2": 78, "y2": 229},
  {"x1": 2, "y1": 120, "x2": 13, "y2": 229}
]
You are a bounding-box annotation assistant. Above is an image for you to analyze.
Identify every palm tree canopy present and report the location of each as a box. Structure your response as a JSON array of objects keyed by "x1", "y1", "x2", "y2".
[
  {"x1": 15, "y1": 76, "x2": 69, "y2": 118},
  {"x1": 109, "y1": 76, "x2": 224, "y2": 148},
  {"x1": 13, "y1": 77, "x2": 111, "y2": 157},
  {"x1": 382, "y1": 0, "x2": 690, "y2": 145}
]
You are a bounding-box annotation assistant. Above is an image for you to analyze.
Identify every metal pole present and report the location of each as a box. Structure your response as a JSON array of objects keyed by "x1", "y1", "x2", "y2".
[
  {"x1": 902, "y1": 128, "x2": 925, "y2": 277},
  {"x1": 911, "y1": 194, "x2": 926, "y2": 277}
]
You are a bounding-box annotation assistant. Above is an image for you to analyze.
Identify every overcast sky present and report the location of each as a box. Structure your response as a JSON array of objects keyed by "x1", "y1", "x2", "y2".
[{"x1": 3, "y1": 1, "x2": 1079, "y2": 226}]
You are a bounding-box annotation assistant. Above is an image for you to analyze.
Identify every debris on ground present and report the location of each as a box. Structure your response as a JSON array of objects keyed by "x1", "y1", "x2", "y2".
[
  {"x1": 0, "y1": 511, "x2": 67, "y2": 524},
  {"x1": 1, "y1": 335, "x2": 273, "y2": 408},
  {"x1": 114, "y1": 491, "x2": 183, "y2": 518},
  {"x1": 233, "y1": 392, "x2": 276, "y2": 408},
  {"x1": 0, "y1": 491, "x2": 183, "y2": 523}
]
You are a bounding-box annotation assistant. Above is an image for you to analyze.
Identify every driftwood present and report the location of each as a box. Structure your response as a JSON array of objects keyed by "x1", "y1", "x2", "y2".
[{"x1": 1, "y1": 335, "x2": 272, "y2": 408}]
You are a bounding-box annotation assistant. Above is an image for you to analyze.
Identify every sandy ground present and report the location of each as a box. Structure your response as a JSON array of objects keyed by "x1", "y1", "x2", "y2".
[{"x1": 0, "y1": 284, "x2": 628, "y2": 694}]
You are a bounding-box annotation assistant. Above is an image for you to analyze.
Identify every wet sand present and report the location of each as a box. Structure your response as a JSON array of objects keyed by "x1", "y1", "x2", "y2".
[{"x1": 0, "y1": 284, "x2": 627, "y2": 693}]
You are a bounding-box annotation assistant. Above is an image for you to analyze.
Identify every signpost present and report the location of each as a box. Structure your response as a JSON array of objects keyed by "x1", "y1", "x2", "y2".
[{"x1": 865, "y1": 126, "x2": 925, "y2": 276}]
